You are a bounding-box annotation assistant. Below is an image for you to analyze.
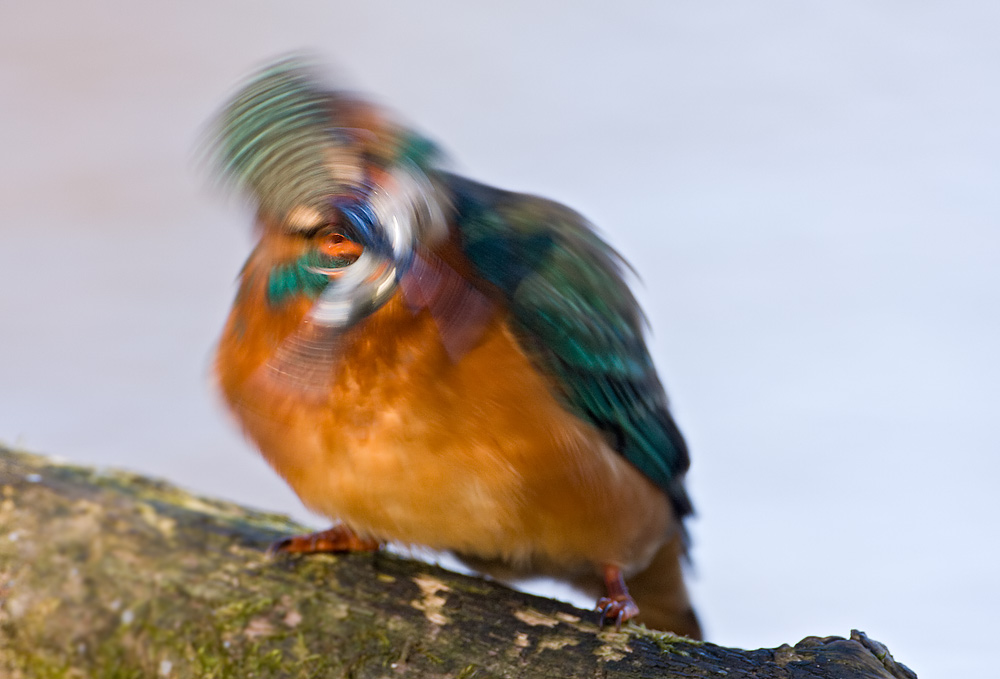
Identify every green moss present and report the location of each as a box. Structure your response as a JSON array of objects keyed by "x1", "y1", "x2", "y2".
[{"x1": 628, "y1": 624, "x2": 702, "y2": 654}]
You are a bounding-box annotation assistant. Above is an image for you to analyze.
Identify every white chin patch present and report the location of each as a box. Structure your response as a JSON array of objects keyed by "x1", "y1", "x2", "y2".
[{"x1": 284, "y1": 205, "x2": 326, "y2": 232}]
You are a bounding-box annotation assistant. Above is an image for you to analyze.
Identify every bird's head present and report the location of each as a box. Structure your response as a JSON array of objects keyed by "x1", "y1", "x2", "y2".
[{"x1": 211, "y1": 58, "x2": 448, "y2": 327}]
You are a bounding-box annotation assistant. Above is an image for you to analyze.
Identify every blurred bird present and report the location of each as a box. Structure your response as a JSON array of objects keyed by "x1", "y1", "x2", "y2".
[{"x1": 212, "y1": 59, "x2": 700, "y2": 637}]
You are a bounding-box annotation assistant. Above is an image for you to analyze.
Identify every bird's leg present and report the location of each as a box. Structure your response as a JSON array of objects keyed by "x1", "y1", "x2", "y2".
[
  {"x1": 268, "y1": 524, "x2": 380, "y2": 556},
  {"x1": 595, "y1": 565, "x2": 640, "y2": 630}
]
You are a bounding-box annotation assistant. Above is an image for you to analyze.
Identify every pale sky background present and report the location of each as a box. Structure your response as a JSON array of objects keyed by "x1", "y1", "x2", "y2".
[{"x1": 2, "y1": 2, "x2": 998, "y2": 677}]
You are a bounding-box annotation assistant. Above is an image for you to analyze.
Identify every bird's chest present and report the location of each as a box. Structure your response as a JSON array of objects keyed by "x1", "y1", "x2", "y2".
[
  {"x1": 226, "y1": 306, "x2": 530, "y2": 546},
  {"x1": 220, "y1": 298, "x2": 670, "y2": 566}
]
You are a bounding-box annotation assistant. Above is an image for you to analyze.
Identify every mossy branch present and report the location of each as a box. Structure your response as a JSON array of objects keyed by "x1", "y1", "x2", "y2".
[{"x1": 0, "y1": 447, "x2": 915, "y2": 678}]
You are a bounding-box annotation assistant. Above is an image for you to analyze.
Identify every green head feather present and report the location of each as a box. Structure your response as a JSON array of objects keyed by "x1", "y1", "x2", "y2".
[
  {"x1": 214, "y1": 58, "x2": 352, "y2": 226},
  {"x1": 213, "y1": 57, "x2": 444, "y2": 236}
]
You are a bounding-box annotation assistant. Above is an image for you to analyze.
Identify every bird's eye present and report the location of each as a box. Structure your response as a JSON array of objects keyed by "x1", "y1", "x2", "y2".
[{"x1": 314, "y1": 227, "x2": 364, "y2": 267}]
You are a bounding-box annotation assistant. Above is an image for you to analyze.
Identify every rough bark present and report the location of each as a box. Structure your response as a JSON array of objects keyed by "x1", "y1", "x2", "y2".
[{"x1": 0, "y1": 446, "x2": 916, "y2": 679}]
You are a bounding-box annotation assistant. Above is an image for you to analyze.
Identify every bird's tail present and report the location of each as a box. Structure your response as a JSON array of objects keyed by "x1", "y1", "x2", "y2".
[{"x1": 628, "y1": 534, "x2": 702, "y2": 639}]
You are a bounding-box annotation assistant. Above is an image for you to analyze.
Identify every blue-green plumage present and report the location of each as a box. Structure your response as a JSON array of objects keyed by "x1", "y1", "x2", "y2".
[
  {"x1": 443, "y1": 174, "x2": 693, "y2": 522},
  {"x1": 266, "y1": 250, "x2": 358, "y2": 308}
]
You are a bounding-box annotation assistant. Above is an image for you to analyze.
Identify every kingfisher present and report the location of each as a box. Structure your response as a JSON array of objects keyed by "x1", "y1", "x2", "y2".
[{"x1": 212, "y1": 59, "x2": 700, "y2": 638}]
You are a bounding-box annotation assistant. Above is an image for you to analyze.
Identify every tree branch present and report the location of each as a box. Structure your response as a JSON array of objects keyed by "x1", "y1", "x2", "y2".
[{"x1": 0, "y1": 447, "x2": 916, "y2": 678}]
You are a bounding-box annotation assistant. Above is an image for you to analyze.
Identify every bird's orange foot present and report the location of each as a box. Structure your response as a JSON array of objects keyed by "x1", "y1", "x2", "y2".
[
  {"x1": 596, "y1": 565, "x2": 640, "y2": 630},
  {"x1": 268, "y1": 524, "x2": 380, "y2": 556}
]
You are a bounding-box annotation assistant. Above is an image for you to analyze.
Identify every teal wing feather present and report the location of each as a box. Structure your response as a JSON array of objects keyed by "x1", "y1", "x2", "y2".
[{"x1": 442, "y1": 174, "x2": 693, "y2": 520}]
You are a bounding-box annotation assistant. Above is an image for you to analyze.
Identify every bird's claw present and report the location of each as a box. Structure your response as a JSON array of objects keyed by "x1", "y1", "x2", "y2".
[
  {"x1": 595, "y1": 594, "x2": 639, "y2": 631},
  {"x1": 266, "y1": 525, "x2": 380, "y2": 557},
  {"x1": 267, "y1": 534, "x2": 323, "y2": 557},
  {"x1": 266, "y1": 536, "x2": 295, "y2": 557}
]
